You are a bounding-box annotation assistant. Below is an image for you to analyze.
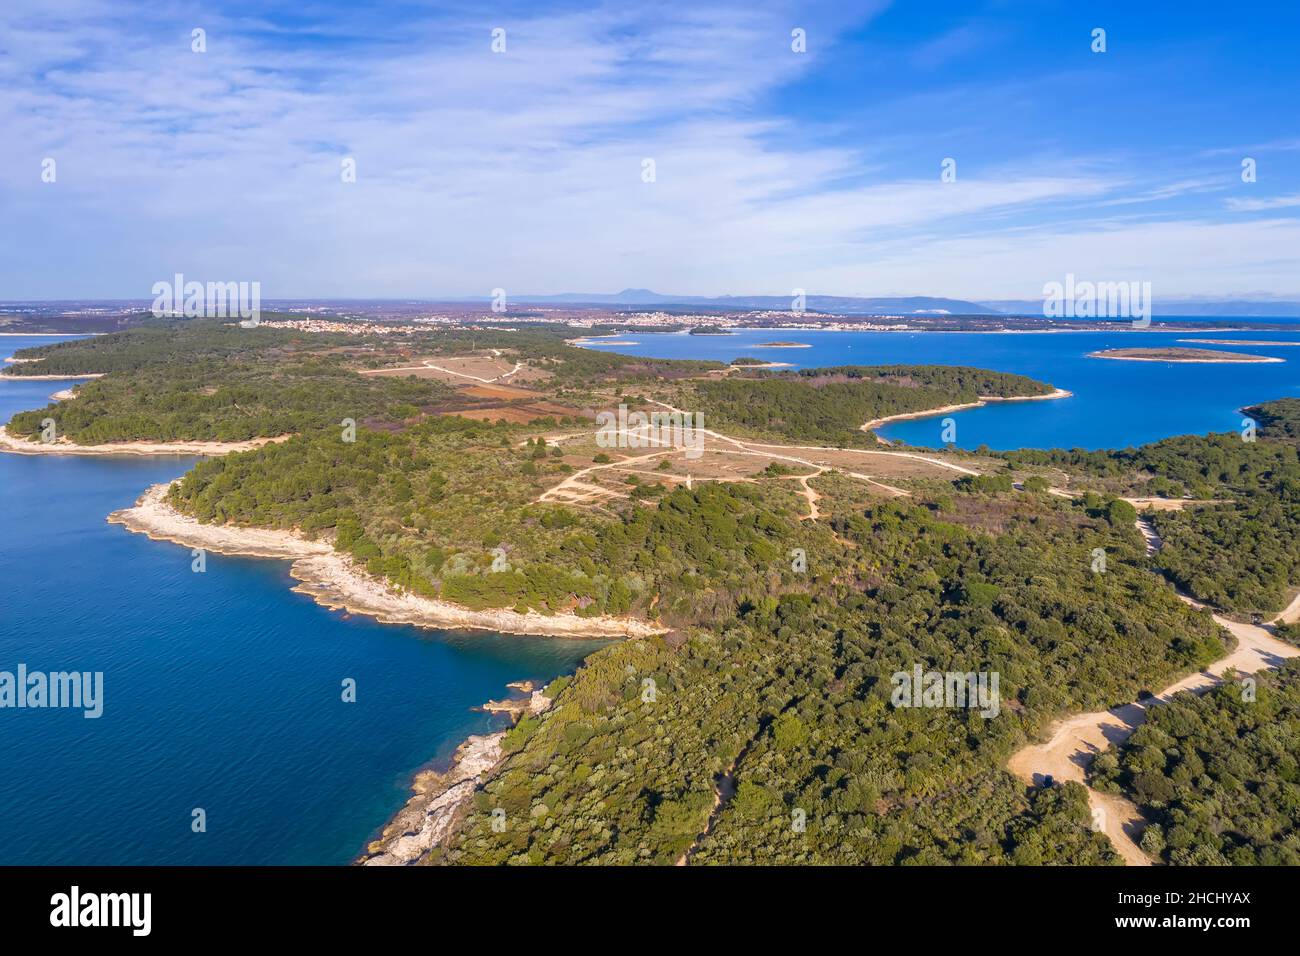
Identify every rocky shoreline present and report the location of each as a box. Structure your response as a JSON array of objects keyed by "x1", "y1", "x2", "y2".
[
  {"x1": 0, "y1": 372, "x2": 105, "y2": 380},
  {"x1": 109, "y1": 482, "x2": 665, "y2": 639},
  {"x1": 358, "y1": 685, "x2": 553, "y2": 865},
  {"x1": 0, "y1": 425, "x2": 291, "y2": 457},
  {"x1": 109, "y1": 482, "x2": 643, "y2": 867},
  {"x1": 357, "y1": 729, "x2": 506, "y2": 865}
]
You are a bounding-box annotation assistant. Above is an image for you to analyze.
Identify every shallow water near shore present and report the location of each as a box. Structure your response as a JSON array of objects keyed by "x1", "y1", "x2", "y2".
[{"x1": 0, "y1": 337, "x2": 604, "y2": 864}]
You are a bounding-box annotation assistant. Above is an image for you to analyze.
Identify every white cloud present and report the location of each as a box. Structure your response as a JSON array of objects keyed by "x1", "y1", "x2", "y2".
[
  {"x1": 1, "y1": 0, "x2": 1295, "y2": 299},
  {"x1": 1224, "y1": 192, "x2": 1300, "y2": 212},
  {"x1": 795, "y1": 217, "x2": 1300, "y2": 299}
]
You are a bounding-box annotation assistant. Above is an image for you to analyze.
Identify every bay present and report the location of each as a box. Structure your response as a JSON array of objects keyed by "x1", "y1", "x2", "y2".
[
  {"x1": 577, "y1": 321, "x2": 1300, "y2": 450},
  {"x1": 0, "y1": 337, "x2": 604, "y2": 864}
]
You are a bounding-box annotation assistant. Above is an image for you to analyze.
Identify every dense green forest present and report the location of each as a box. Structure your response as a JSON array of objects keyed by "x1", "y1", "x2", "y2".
[
  {"x1": 1247, "y1": 398, "x2": 1300, "y2": 442},
  {"x1": 8, "y1": 358, "x2": 447, "y2": 443},
  {"x1": 11, "y1": 318, "x2": 1296, "y2": 865},
  {"x1": 2, "y1": 320, "x2": 721, "y2": 443},
  {"x1": 1151, "y1": 498, "x2": 1300, "y2": 613},
  {"x1": 4, "y1": 320, "x2": 444, "y2": 442},
  {"x1": 1, "y1": 320, "x2": 325, "y2": 375},
  {"x1": 792, "y1": 364, "x2": 1052, "y2": 397},
  {"x1": 156, "y1": 370, "x2": 1227, "y2": 863},
  {"x1": 444, "y1": 489, "x2": 1221, "y2": 864},
  {"x1": 1090, "y1": 661, "x2": 1300, "y2": 865},
  {"x1": 689, "y1": 365, "x2": 1051, "y2": 448}
]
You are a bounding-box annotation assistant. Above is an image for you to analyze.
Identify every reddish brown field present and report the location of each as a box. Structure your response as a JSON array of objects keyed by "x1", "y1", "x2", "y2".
[
  {"x1": 459, "y1": 383, "x2": 544, "y2": 400},
  {"x1": 446, "y1": 403, "x2": 574, "y2": 424}
]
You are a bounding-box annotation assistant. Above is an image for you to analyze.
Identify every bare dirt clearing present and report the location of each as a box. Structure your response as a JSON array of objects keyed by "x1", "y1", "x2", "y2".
[
  {"x1": 359, "y1": 355, "x2": 550, "y2": 385},
  {"x1": 532, "y1": 410, "x2": 979, "y2": 517}
]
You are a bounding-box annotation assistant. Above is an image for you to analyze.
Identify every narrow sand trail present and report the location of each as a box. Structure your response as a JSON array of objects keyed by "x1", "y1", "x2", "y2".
[
  {"x1": 536, "y1": 421, "x2": 912, "y2": 508},
  {"x1": 781, "y1": 469, "x2": 825, "y2": 520},
  {"x1": 362, "y1": 359, "x2": 524, "y2": 384},
  {"x1": 1271, "y1": 589, "x2": 1300, "y2": 626},
  {"x1": 1006, "y1": 515, "x2": 1299, "y2": 865}
]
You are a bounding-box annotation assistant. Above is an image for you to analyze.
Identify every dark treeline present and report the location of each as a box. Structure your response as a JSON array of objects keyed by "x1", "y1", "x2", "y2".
[
  {"x1": 3, "y1": 318, "x2": 345, "y2": 375},
  {"x1": 793, "y1": 364, "x2": 1052, "y2": 397}
]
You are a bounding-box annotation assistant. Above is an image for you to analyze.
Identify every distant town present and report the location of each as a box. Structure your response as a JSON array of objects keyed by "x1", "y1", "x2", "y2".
[{"x1": 0, "y1": 298, "x2": 1274, "y2": 337}]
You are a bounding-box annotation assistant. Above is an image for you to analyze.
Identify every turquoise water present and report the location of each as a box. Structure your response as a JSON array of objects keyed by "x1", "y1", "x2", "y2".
[
  {"x1": 5, "y1": 321, "x2": 1298, "y2": 865},
  {"x1": 578, "y1": 322, "x2": 1300, "y2": 450},
  {"x1": 0, "y1": 337, "x2": 605, "y2": 864}
]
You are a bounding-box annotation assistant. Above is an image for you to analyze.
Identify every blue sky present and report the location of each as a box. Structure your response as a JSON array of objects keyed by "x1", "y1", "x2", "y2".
[{"x1": 1, "y1": 0, "x2": 1298, "y2": 300}]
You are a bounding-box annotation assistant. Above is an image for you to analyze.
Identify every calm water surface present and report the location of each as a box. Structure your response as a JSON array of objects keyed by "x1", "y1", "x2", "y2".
[
  {"x1": 578, "y1": 320, "x2": 1300, "y2": 450},
  {"x1": 0, "y1": 336, "x2": 604, "y2": 864},
  {"x1": 6, "y1": 320, "x2": 1298, "y2": 863}
]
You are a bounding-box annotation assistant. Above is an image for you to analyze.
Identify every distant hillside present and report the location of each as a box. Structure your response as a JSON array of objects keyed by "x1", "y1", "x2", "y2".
[
  {"x1": 503, "y1": 289, "x2": 1002, "y2": 315},
  {"x1": 981, "y1": 298, "x2": 1300, "y2": 318}
]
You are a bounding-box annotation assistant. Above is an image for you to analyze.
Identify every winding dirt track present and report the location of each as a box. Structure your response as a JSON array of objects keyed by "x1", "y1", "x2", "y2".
[
  {"x1": 537, "y1": 398, "x2": 980, "y2": 509},
  {"x1": 531, "y1": 397, "x2": 1295, "y2": 866},
  {"x1": 1006, "y1": 516, "x2": 1299, "y2": 865},
  {"x1": 535, "y1": 411, "x2": 925, "y2": 510}
]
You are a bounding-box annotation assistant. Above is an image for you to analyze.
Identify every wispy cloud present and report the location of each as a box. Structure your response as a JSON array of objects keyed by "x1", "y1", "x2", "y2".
[
  {"x1": 0, "y1": 0, "x2": 1297, "y2": 298},
  {"x1": 1225, "y1": 192, "x2": 1300, "y2": 212}
]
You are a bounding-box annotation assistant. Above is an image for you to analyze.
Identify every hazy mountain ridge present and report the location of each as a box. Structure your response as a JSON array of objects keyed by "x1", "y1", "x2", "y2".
[{"x1": 494, "y1": 289, "x2": 1002, "y2": 314}]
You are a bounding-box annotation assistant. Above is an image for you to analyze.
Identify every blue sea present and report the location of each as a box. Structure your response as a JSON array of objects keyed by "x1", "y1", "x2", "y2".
[
  {"x1": 4, "y1": 320, "x2": 1298, "y2": 865},
  {"x1": 578, "y1": 320, "x2": 1300, "y2": 450},
  {"x1": 0, "y1": 336, "x2": 605, "y2": 864}
]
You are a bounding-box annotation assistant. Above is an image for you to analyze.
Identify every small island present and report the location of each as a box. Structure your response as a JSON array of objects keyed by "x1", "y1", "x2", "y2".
[
  {"x1": 1089, "y1": 347, "x2": 1283, "y2": 364},
  {"x1": 687, "y1": 325, "x2": 735, "y2": 335},
  {"x1": 753, "y1": 341, "x2": 811, "y2": 348}
]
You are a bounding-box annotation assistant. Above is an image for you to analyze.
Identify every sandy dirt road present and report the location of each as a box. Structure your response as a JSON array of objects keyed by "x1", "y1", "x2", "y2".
[{"x1": 1006, "y1": 516, "x2": 1299, "y2": 865}]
